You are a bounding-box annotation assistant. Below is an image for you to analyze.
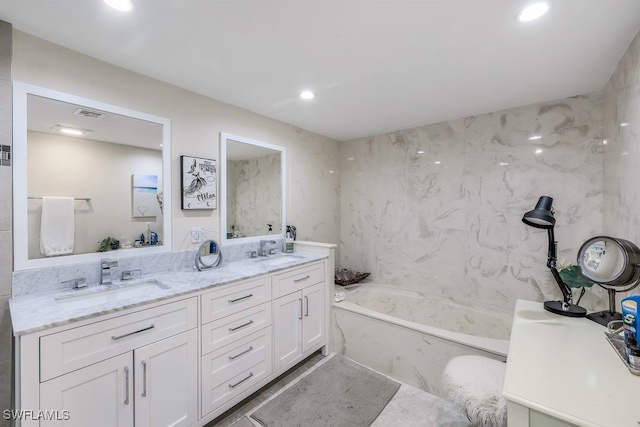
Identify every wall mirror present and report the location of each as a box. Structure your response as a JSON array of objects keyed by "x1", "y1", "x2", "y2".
[
  {"x1": 13, "y1": 82, "x2": 172, "y2": 270},
  {"x1": 220, "y1": 132, "x2": 286, "y2": 244}
]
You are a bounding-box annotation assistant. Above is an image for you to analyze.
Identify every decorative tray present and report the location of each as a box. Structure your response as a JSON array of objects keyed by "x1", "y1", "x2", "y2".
[
  {"x1": 605, "y1": 332, "x2": 640, "y2": 376},
  {"x1": 334, "y1": 266, "x2": 370, "y2": 286}
]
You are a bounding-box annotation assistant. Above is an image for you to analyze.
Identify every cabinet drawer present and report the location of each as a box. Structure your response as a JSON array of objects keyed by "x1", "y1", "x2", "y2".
[
  {"x1": 201, "y1": 328, "x2": 272, "y2": 417},
  {"x1": 201, "y1": 302, "x2": 271, "y2": 355},
  {"x1": 40, "y1": 298, "x2": 198, "y2": 382},
  {"x1": 272, "y1": 262, "x2": 324, "y2": 298},
  {"x1": 201, "y1": 276, "x2": 271, "y2": 324}
]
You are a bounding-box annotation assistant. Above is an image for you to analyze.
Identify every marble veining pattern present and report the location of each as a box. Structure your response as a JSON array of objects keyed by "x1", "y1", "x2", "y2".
[
  {"x1": 289, "y1": 127, "x2": 341, "y2": 260},
  {"x1": 603, "y1": 30, "x2": 640, "y2": 303},
  {"x1": 332, "y1": 306, "x2": 505, "y2": 398},
  {"x1": 10, "y1": 248, "x2": 325, "y2": 335},
  {"x1": 228, "y1": 153, "x2": 282, "y2": 237},
  {"x1": 340, "y1": 93, "x2": 606, "y2": 313},
  {"x1": 342, "y1": 283, "x2": 512, "y2": 340}
]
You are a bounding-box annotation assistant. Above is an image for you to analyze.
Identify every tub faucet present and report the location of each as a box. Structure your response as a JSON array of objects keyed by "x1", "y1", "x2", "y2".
[
  {"x1": 101, "y1": 258, "x2": 118, "y2": 285},
  {"x1": 258, "y1": 240, "x2": 276, "y2": 257}
]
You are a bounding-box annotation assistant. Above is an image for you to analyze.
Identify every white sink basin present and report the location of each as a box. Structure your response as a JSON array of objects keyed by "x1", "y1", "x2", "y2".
[
  {"x1": 55, "y1": 279, "x2": 170, "y2": 310},
  {"x1": 255, "y1": 254, "x2": 305, "y2": 266}
]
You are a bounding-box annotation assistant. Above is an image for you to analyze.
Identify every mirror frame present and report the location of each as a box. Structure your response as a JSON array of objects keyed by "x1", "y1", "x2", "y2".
[
  {"x1": 219, "y1": 132, "x2": 286, "y2": 245},
  {"x1": 13, "y1": 81, "x2": 173, "y2": 270}
]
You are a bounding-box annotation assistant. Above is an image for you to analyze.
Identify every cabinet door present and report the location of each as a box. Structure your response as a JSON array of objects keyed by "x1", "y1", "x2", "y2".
[
  {"x1": 302, "y1": 282, "x2": 325, "y2": 353},
  {"x1": 40, "y1": 352, "x2": 133, "y2": 427},
  {"x1": 134, "y1": 329, "x2": 198, "y2": 427},
  {"x1": 273, "y1": 291, "x2": 303, "y2": 369}
]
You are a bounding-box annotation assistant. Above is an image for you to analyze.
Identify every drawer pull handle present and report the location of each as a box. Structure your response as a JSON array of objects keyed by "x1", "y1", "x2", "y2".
[
  {"x1": 294, "y1": 275, "x2": 311, "y2": 283},
  {"x1": 141, "y1": 360, "x2": 147, "y2": 397},
  {"x1": 299, "y1": 298, "x2": 303, "y2": 320},
  {"x1": 229, "y1": 294, "x2": 253, "y2": 303},
  {"x1": 305, "y1": 296, "x2": 309, "y2": 317},
  {"x1": 229, "y1": 372, "x2": 254, "y2": 389},
  {"x1": 111, "y1": 324, "x2": 155, "y2": 340},
  {"x1": 229, "y1": 320, "x2": 254, "y2": 332},
  {"x1": 124, "y1": 366, "x2": 130, "y2": 405},
  {"x1": 229, "y1": 346, "x2": 254, "y2": 361}
]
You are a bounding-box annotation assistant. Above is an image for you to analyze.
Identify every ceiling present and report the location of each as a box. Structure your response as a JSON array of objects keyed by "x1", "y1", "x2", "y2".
[
  {"x1": 28, "y1": 94, "x2": 163, "y2": 150},
  {"x1": 2, "y1": 0, "x2": 640, "y2": 141}
]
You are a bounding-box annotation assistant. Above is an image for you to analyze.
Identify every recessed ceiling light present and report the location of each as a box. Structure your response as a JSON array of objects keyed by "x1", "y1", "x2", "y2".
[
  {"x1": 417, "y1": 150, "x2": 425, "y2": 154},
  {"x1": 499, "y1": 162, "x2": 509, "y2": 166},
  {"x1": 51, "y1": 125, "x2": 92, "y2": 137},
  {"x1": 300, "y1": 91, "x2": 315, "y2": 100},
  {"x1": 528, "y1": 135, "x2": 542, "y2": 140},
  {"x1": 434, "y1": 161, "x2": 441, "y2": 165},
  {"x1": 535, "y1": 149, "x2": 543, "y2": 154},
  {"x1": 347, "y1": 157, "x2": 355, "y2": 161},
  {"x1": 620, "y1": 122, "x2": 629, "y2": 127},
  {"x1": 516, "y1": 2, "x2": 551, "y2": 22},
  {"x1": 104, "y1": 0, "x2": 134, "y2": 12},
  {"x1": 602, "y1": 140, "x2": 608, "y2": 145}
]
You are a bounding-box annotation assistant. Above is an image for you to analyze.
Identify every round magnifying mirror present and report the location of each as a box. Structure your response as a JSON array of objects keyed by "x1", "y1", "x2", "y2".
[
  {"x1": 578, "y1": 236, "x2": 640, "y2": 286},
  {"x1": 195, "y1": 239, "x2": 222, "y2": 271}
]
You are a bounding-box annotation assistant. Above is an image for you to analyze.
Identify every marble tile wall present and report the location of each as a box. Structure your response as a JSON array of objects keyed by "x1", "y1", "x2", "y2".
[
  {"x1": 340, "y1": 93, "x2": 607, "y2": 312},
  {"x1": 603, "y1": 31, "x2": 640, "y2": 239},
  {"x1": 290, "y1": 127, "x2": 341, "y2": 260},
  {"x1": 602, "y1": 31, "x2": 640, "y2": 302},
  {"x1": 228, "y1": 153, "x2": 282, "y2": 237},
  {"x1": 0, "y1": 20, "x2": 11, "y2": 427}
]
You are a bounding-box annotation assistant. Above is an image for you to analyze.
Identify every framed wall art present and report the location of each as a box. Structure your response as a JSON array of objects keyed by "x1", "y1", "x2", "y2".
[
  {"x1": 132, "y1": 174, "x2": 159, "y2": 217},
  {"x1": 180, "y1": 155, "x2": 217, "y2": 210}
]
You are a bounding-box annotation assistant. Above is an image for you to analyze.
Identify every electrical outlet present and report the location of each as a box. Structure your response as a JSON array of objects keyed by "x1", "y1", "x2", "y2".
[{"x1": 191, "y1": 227, "x2": 203, "y2": 244}]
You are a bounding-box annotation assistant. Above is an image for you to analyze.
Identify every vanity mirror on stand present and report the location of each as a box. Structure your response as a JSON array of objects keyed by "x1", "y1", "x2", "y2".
[
  {"x1": 219, "y1": 132, "x2": 286, "y2": 244},
  {"x1": 577, "y1": 236, "x2": 640, "y2": 326},
  {"x1": 13, "y1": 82, "x2": 172, "y2": 271}
]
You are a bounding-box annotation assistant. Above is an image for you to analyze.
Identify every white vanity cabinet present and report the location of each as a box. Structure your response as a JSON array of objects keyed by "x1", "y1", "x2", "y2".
[
  {"x1": 14, "y1": 256, "x2": 331, "y2": 427},
  {"x1": 272, "y1": 264, "x2": 326, "y2": 369},
  {"x1": 200, "y1": 275, "x2": 274, "y2": 418},
  {"x1": 17, "y1": 298, "x2": 199, "y2": 427}
]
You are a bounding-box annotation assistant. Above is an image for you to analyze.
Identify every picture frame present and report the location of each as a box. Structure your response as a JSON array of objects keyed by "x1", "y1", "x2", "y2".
[{"x1": 180, "y1": 155, "x2": 217, "y2": 210}]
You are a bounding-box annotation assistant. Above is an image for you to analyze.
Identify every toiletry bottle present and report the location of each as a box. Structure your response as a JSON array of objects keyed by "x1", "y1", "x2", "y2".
[
  {"x1": 267, "y1": 224, "x2": 273, "y2": 235},
  {"x1": 285, "y1": 226, "x2": 294, "y2": 253}
]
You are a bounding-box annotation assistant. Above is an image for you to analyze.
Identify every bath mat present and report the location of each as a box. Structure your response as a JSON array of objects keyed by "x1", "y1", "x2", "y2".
[
  {"x1": 230, "y1": 417, "x2": 256, "y2": 427},
  {"x1": 251, "y1": 355, "x2": 400, "y2": 427}
]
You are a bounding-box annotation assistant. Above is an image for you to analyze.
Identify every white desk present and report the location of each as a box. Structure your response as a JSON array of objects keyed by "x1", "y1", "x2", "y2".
[{"x1": 504, "y1": 300, "x2": 640, "y2": 427}]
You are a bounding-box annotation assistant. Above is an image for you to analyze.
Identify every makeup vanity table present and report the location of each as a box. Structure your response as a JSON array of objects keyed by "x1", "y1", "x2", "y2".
[{"x1": 504, "y1": 300, "x2": 640, "y2": 427}]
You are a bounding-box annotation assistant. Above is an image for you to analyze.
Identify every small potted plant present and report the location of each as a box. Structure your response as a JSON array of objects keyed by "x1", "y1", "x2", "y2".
[
  {"x1": 97, "y1": 237, "x2": 120, "y2": 252},
  {"x1": 557, "y1": 262, "x2": 594, "y2": 304}
]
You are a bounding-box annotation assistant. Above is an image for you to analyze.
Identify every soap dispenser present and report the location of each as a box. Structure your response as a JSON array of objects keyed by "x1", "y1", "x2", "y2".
[{"x1": 284, "y1": 226, "x2": 294, "y2": 253}]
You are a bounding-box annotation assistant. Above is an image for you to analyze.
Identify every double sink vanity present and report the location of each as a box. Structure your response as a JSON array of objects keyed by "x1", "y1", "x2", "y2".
[
  {"x1": 10, "y1": 248, "x2": 332, "y2": 427},
  {"x1": 9, "y1": 81, "x2": 332, "y2": 426}
]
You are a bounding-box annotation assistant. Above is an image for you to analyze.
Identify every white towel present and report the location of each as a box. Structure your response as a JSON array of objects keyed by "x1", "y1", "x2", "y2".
[{"x1": 40, "y1": 197, "x2": 75, "y2": 257}]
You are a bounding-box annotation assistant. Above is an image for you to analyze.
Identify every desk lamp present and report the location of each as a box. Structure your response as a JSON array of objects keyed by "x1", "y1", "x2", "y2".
[{"x1": 522, "y1": 196, "x2": 587, "y2": 317}]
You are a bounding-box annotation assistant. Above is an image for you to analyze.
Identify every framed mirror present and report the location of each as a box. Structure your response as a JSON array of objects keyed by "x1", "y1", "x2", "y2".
[
  {"x1": 13, "y1": 82, "x2": 172, "y2": 270},
  {"x1": 220, "y1": 132, "x2": 286, "y2": 244}
]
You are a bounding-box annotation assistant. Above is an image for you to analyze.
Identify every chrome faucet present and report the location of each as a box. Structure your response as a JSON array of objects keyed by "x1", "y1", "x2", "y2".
[
  {"x1": 101, "y1": 258, "x2": 118, "y2": 285},
  {"x1": 258, "y1": 240, "x2": 276, "y2": 257}
]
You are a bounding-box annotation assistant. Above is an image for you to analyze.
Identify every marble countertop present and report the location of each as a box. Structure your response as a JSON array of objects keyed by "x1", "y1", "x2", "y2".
[{"x1": 9, "y1": 251, "x2": 328, "y2": 336}]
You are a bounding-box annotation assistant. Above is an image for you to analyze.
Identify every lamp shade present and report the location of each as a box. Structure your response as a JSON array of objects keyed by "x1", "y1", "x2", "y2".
[{"x1": 522, "y1": 196, "x2": 555, "y2": 229}]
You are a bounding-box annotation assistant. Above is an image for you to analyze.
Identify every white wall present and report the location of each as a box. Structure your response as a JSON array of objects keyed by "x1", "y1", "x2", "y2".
[
  {"x1": 27, "y1": 131, "x2": 162, "y2": 257},
  {"x1": 12, "y1": 30, "x2": 341, "y2": 254}
]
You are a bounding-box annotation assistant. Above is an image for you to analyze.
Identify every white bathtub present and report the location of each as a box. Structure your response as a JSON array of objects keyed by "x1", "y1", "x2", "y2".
[{"x1": 332, "y1": 283, "x2": 512, "y2": 397}]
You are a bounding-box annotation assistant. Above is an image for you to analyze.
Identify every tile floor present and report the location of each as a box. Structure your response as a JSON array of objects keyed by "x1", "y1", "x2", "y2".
[{"x1": 206, "y1": 352, "x2": 470, "y2": 427}]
